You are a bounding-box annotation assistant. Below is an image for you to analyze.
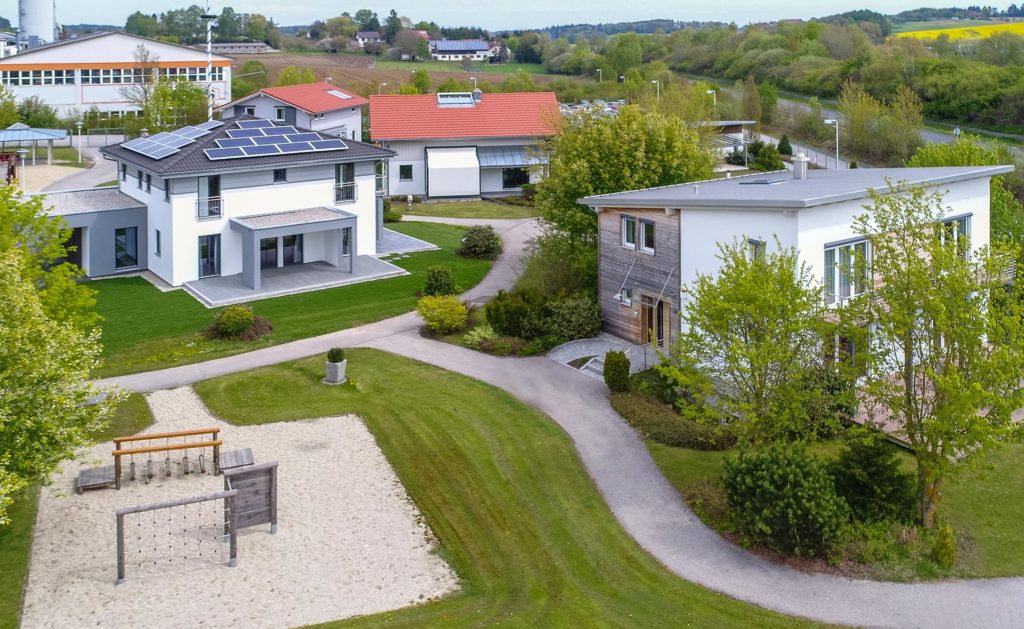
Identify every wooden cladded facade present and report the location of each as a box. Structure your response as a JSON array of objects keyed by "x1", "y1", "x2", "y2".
[{"x1": 597, "y1": 207, "x2": 680, "y2": 347}]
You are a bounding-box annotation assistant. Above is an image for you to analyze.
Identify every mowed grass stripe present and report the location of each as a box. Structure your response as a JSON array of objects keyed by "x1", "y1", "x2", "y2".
[{"x1": 195, "y1": 350, "x2": 815, "y2": 627}]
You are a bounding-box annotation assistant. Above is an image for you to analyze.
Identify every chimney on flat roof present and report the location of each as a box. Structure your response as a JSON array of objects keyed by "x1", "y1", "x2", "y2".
[
  {"x1": 792, "y1": 152, "x2": 809, "y2": 180},
  {"x1": 472, "y1": 89, "x2": 482, "y2": 102},
  {"x1": 140, "y1": 128, "x2": 149, "y2": 138}
]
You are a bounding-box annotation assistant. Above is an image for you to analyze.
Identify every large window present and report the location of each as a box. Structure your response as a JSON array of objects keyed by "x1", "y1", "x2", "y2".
[
  {"x1": 824, "y1": 240, "x2": 869, "y2": 304},
  {"x1": 399, "y1": 164, "x2": 413, "y2": 181},
  {"x1": 640, "y1": 220, "x2": 656, "y2": 254},
  {"x1": 501, "y1": 167, "x2": 529, "y2": 189},
  {"x1": 114, "y1": 227, "x2": 138, "y2": 269},
  {"x1": 335, "y1": 162, "x2": 356, "y2": 203},
  {"x1": 273, "y1": 168, "x2": 287, "y2": 183},
  {"x1": 198, "y1": 234, "x2": 221, "y2": 278},
  {"x1": 621, "y1": 216, "x2": 637, "y2": 248},
  {"x1": 940, "y1": 215, "x2": 971, "y2": 259},
  {"x1": 0, "y1": 69, "x2": 75, "y2": 86}
]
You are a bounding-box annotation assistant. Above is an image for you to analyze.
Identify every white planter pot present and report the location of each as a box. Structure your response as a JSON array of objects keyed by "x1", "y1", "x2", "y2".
[{"x1": 323, "y1": 359, "x2": 347, "y2": 385}]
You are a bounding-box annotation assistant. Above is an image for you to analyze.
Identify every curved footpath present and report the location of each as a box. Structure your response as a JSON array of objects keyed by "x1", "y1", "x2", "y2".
[{"x1": 99, "y1": 217, "x2": 1024, "y2": 628}]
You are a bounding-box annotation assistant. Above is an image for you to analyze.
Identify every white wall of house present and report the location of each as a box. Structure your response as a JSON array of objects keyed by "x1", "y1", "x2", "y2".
[
  {"x1": 223, "y1": 95, "x2": 363, "y2": 140},
  {"x1": 383, "y1": 136, "x2": 539, "y2": 198},
  {"x1": 131, "y1": 163, "x2": 378, "y2": 286},
  {"x1": 0, "y1": 33, "x2": 231, "y2": 116}
]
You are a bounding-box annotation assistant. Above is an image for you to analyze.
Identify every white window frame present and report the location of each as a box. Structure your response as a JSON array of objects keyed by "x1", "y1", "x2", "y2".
[
  {"x1": 824, "y1": 240, "x2": 870, "y2": 305},
  {"x1": 940, "y1": 214, "x2": 971, "y2": 259},
  {"x1": 640, "y1": 219, "x2": 656, "y2": 255},
  {"x1": 275, "y1": 106, "x2": 286, "y2": 122},
  {"x1": 618, "y1": 287, "x2": 633, "y2": 306},
  {"x1": 621, "y1": 215, "x2": 637, "y2": 249},
  {"x1": 244, "y1": 106, "x2": 255, "y2": 116}
]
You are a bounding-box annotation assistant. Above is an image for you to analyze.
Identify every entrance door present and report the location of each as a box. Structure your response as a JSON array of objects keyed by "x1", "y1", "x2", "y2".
[
  {"x1": 641, "y1": 296, "x2": 667, "y2": 347},
  {"x1": 198, "y1": 234, "x2": 220, "y2": 277},
  {"x1": 260, "y1": 237, "x2": 277, "y2": 269},
  {"x1": 282, "y1": 234, "x2": 303, "y2": 265}
]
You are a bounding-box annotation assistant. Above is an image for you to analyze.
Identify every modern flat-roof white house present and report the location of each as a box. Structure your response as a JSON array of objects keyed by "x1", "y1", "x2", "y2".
[
  {"x1": 219, "y1": 82, "x2": 368, "y2": 141},
  {"x1": 42, "y1": 116, "x2": 403, "y2": 306},
  {"x1": 0, "y1": 32, "x2": 232, "y2": 117},
  {"x1": 370, "y1": 91, "x2": 559, "y2": 199},
  {"x1": 581, "y1": 161, "x2": 1013, "y2": 349}
]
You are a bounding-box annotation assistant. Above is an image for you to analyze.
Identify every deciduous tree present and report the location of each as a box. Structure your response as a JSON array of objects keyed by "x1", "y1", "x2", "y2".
[
  {"x1": 659, "y1": 240, "x2": 832, "y2": 441},
  {"x1": 850, "y1": 183, "x2": 1024, "y2": 527}
]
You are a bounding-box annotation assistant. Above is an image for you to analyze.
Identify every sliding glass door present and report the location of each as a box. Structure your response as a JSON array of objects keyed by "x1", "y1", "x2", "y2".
[{"x1": 198, "y1": 234, "x2": 220, "y2": 278}]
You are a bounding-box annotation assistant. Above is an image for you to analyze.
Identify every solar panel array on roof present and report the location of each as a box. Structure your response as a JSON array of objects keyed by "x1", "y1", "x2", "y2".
[
  {"x1": 122, "y1": 123, "x2": 220, "y2": 160},
  {"x1": 204, "y1": 121, "x2": 349, "y2": 161}
]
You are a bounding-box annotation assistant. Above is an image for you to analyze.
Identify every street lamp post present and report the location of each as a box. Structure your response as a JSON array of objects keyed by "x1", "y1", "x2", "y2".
[
  {"x1": 706, "y1": 89, "x2": 717, "y2": 116},
  {"x1": 201, "y1": 10, "x2": 218, "y2": 122},
  {"x1": 824, "y1": 119, "x2": 839, "y2": 170},
  {"x1": 651, "y1": 79, "x2": 660, "y2": 99},
  {"x1": 76, "y1": 120, "x2": 83, "y2": 164},
  {"x1": 17, "y1": 148, "x2": 27, "y2": 192},
  {"x1": 470, "y1": 76, "x2": 477, "y2": 90},
  {"x1": 379, "y1": 82, "x2": 387, "y2": 95},
  {"x1": 596, "y1": 68, "x2": 602, "y2": 82}
]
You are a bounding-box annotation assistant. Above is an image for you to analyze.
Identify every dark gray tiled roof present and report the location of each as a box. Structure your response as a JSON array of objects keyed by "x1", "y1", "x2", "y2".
[
  {"x1": 581, "y1": 166, "x2": 1016, "y2": 210},
  {"x1": 100, "y1": 115, "x2": 395, "y2": 177}
]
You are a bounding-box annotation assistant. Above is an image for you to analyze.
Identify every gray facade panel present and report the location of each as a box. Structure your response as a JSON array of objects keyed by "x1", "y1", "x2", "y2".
[
  {"x1": 288, "y1": 164, "x2": 334, "y2": 183},
  {"x1": 63, "y1": 207, "x2": 149, "y2": 277}
]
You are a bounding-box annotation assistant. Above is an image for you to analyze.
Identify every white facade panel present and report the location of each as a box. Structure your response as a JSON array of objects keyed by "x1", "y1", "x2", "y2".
[{"x1": 426, "y1": 147, "x2": 479, "y2": 197}]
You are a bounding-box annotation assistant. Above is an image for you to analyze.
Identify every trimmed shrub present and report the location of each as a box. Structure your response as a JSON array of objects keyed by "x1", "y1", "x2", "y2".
[
  {"x1": 417, "y1": 295, "x2": 468, "y2": 334},
  {"x1": 603, "y1": 350, "x2": 631, "y2": 392},
  {"x1": 327, "y1": 347, "x2": 346, "y2": 362},
  {"x1": 216, "y1": 304, "x2": 254, "y2": 338},
  {"x1": 487, "y1": 288, "x2": 545, "y2": 339},
  {"x1": 477, "y1": 335, "x2": 526, "y2": 356},
  {"x1": 520, "y1": 182, "x2": 536, "y2": 200},
  {"x1": 723, "y1": 444, "x2": 848, "y2": 556},
  {"x1": 543, "y1": 296, "x2": 602, "y2": 341},
  {"x1": 383, "y1": 210, "x2": 403, "y2": 223},
  {"x1": 933, "y1": 524, "x2": 956, "y2": 568},
  {"x1": 752, "y1": 144, "x2": 786, "y2": 171},
  {"x1": 423, "y1": 265, "x2": 458, "y2": 296},
  {"x1": 831, "y1": 435, "x2": 915, "y2": 523},
  {"x1": 459, "y1": 225, "x2": 502, "y2": 260},
  {"x1": 611, "y1": 392, "x2": 735, "y2": 451},
  {"x1": 464, "y1": 323, "x2": 498, "y2": 349},
  {"x1": 778, "y1": 134, "x2": 793, "y2": 156}
]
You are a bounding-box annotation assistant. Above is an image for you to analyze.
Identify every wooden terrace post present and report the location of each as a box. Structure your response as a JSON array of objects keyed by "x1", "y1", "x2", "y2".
[{"x1": 227, "y1": 493, "x2": 238, "y2": 567}]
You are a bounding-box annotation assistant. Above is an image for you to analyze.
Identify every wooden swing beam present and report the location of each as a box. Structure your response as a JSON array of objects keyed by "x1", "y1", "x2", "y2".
[{"x1": 112, "y1": 428, "x2": 222, "y2": 489}]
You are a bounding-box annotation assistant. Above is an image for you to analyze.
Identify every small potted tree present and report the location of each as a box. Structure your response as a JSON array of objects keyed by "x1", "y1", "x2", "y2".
[{"x1": 324, "y1": 347, "x2": 347, "y2": 385}]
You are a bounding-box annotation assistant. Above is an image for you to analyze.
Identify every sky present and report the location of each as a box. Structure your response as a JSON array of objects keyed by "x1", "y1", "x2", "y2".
[{"x1": 5, "y1": 1, "x2": 965, "y2": 30}]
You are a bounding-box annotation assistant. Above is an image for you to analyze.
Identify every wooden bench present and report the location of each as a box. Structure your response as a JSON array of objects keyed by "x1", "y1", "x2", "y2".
[{"x1": 76, "y1": 465, "x2": 117, "y2": 494}]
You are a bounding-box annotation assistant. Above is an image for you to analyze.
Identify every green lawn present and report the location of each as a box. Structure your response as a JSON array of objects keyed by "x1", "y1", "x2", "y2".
[
  {"x1": 0, "y1": 488, "x2": 37, "y2": 629},
  {"x1": 194, "y1": 349, "x2": 810, "y2": 627},
  {"x1": 648, "y1": 435, "x2": 1024, "y2": 579},
  {"x1": 375, "y1": 60, "x2": 547, "y2": 75},
  {"x1": 50, "y1": 146, "x2": 89, "y2": 168},
  {"x1": 94, "y1": 180, "x2": 118, "y2": 188},
  {"x1": 92, "y1": 222, "x2": 491, "y2": 377},
  {"x1": 400, "y1": 199, "x2": 537, "y2": 219},
  {"x1": 0, "y1": 392, "x2": 153, "y2": 628}
]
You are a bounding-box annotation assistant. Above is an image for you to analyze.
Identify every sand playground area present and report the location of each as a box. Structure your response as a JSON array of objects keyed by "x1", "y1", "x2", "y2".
[{"x1": 20, "y1": 386, "x2": 457, "y2": 629}]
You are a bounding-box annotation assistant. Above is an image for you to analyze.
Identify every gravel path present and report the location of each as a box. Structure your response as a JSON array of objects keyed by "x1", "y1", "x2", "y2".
[{"x1": 21, "y1": 387, "x2": 456, "y2": 629}]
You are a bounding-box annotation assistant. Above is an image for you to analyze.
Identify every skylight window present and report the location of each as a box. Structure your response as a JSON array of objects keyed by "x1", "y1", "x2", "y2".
[
  {"x1": 437, "y1": 92, "x2": 476, "y2": 108},
  {"x1": 327, "y1": 89, "x2": 352, "y2": 100}
]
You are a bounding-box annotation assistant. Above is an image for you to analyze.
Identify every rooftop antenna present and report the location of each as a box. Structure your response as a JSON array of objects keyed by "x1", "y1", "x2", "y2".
[{"x1": 201, "y1": 5, "x2": 218, "y2": 121}]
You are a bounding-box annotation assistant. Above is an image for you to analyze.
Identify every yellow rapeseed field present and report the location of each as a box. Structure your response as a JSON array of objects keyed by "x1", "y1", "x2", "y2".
[{"x1": 896, "y1": 21, "x2": 1024, "y2": 41}]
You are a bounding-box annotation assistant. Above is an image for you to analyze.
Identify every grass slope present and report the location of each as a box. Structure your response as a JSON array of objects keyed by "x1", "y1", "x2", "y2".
[
  {"x1": 400, "y1": 200, "x2": 537, "y2": 219},
  {"x1": 374, "y1": 60, "x2": 547, "y2": 75},
  {"x1": 648, "y1": 438, "x2": 1024, "y2": 579},
  {"x1": 92, "y1": 222, "x2": 490, "y2": 377},
  {"x1": 194, "y1": 350, "x2": 812, "y2": 627}
]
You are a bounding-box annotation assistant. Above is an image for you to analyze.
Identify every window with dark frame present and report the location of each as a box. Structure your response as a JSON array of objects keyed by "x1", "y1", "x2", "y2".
[
  {"x1": 154, "y1": 229, "x2": 161, "y2": 256},
  {"x1": 748, "y1": 238, "x2": 766, "y2": 260},
  {"x1": 114, "y1": 227, "x2": 138, "y2": 269},
  {"x1": 244, "y1": 106, "x2": 255, "y2": 115},
  {"x1": 145, "y1": 173, "x2": 151, "y2": 192},
  {"x1": 136, "y1": 169, "x2": 143, "y2": 189},
  {"x1": 501, "y1": 167, "x2": 529, "y2": 189},
  {"x1": 120, "y1": 163, "x2": 126, "y2": 181},
  {"x1": 399, "y1": 164, "x2": 413, "y2": 181},
  {"x1": 275, "y1": 106, "x2": 286, "y2": 121},
  {"x1": 273, "y1": 168, "x2": 287, "y2": 183},
  {"x1": 164, "y1": 179, "x2": 170, "y2": 202}
]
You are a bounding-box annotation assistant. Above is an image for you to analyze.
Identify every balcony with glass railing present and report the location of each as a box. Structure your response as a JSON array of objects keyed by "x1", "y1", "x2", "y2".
[
  {"x1": 196, "y1": 196, "x2": 223, "y2": 220},
  {"x1": 335, "y1": 182, "x2": 357, "y2": 204}
]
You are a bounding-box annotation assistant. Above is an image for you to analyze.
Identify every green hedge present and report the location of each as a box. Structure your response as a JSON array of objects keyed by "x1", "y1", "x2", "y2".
[{"x1": 610, "y1": 392, "x2": 735, "y2": 451}]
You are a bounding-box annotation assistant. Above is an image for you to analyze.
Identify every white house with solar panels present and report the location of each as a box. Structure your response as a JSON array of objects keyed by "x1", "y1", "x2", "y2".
[{"x1": 39, "y1": 116, "x2": 417, "y2": 307}]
